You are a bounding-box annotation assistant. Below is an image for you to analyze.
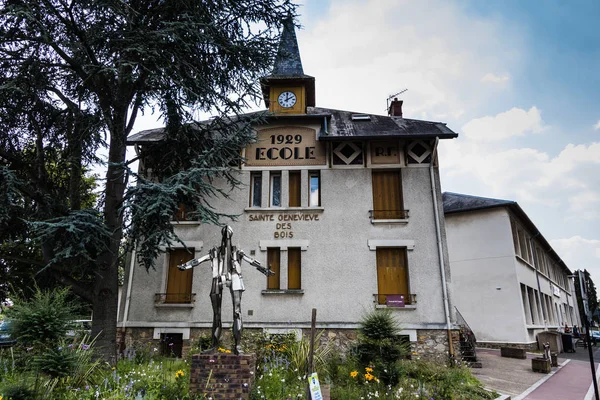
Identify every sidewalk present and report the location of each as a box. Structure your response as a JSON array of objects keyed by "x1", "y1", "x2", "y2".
[{"x1": 474, "y1": 347, "x2": 600, "y2": 400}]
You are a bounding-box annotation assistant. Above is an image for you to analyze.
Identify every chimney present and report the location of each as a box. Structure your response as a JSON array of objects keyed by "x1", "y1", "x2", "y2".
[{"x1": 388, "y1": 98, "x2": 403, "y2": 117}]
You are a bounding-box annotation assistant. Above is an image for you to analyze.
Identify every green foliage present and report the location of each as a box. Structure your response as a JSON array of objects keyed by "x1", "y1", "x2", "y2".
[
  {"x1": 330, "y1": 359, "x2": 497, "y2": 400},
  {"x1": 359, "y1": 308, "x2": 399, "y2": 340},
  {"x1": 5, "y1": 287, "x2": 77, "y2": 346},
  {"x1": 0, "y1": 382, "x2": 37, "y2": 400},
  {"x1": 251, "y1": 365, "x2": 305, "y2": 400},
  {"x1": 0, "y1": 0, "x2": 298, "y2": 357},
  {"x1": 355, "y1": 309, "x2": 409, "y2": 386},
  {"x1": 286, "y1": 330, "x2": 334, "y2": 378}
]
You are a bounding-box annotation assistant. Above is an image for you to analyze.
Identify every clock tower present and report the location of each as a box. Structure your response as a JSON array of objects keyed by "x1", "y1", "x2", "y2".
[{"x1": 261, "y1": 17, "x2": 315, "y2": 114}]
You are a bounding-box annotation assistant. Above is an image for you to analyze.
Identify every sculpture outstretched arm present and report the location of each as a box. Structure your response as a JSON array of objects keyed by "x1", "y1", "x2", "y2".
[
  {"x1": 177, "y1": 252, "x2": 212, "y2": 270},
  {"x1": 239, "y1": 250, "x2": 275, "y2": 276}
]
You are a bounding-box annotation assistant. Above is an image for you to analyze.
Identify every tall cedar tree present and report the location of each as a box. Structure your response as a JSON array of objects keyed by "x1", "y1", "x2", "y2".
[{"x1": 0, "y1": 0, "x2": 296, "y2": 360}]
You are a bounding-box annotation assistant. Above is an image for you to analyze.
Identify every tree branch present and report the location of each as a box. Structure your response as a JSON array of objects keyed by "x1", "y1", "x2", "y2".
[{"x1": 50, "y1": 270, "x2": 93, "y2": 303}]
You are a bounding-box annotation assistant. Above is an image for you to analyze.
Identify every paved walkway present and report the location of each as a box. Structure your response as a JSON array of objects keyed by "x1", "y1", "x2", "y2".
[{"x1": 475, "y1": 347, "x2": 600, "y2": 400}]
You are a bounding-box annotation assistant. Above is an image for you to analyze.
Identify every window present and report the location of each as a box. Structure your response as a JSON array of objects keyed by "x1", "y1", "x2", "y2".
[
  {"x1": 372, "y1": 170, "x2": 405, "y2": 219},
  {"x1": 161, "y1": 333, "x2": 183, "y2": 358},
  {"x1": 309, "y1": 171, "x2": 320, "y2": 207},
  {"x1": 166, "y1": 248, "x2": 194, "y2": 303},
  {"x1": 270, "y1": 172, "x2": 281, "y2": 207},
  {"x1": 289, "y1": 171, "x2": 301, "y2": 207},
  {"x1": 267, "y1": 247, "x2": 280, "y2": 290},
  {"x1": 250, "y1": 172, "x2": 262, "y2": 207},
  {"x1": 288, "y1": 248, "x2": 301, "y2": 290},
  {"x1": 376, "y1": 247, "x2": 409, "y2": 305},
  {"x1": 266, "y1": 247, "x2": 302, "y2": 290}
]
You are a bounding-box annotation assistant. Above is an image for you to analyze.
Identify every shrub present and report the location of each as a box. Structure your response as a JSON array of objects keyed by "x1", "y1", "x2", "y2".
[
  {"x1": 5, "y1": 287, "x2": 77, "y2": 347},
  {"x1": 359, "y1": 308, "x2": 398, "y2": 340},
  {"x1": 0, "y1": 382, "x2": 36, "y2": 400},
  {"x1": 355, "y1": 309, "x2": 409, "y2": 386},
  {"x1": 285, "y1": 330, "x2": 333, "y2": 378}
]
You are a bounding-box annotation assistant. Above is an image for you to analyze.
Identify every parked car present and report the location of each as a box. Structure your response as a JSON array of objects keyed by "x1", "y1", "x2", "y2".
[{"x1": 0, "y1": 320, "x2": 16, "y2": 347}]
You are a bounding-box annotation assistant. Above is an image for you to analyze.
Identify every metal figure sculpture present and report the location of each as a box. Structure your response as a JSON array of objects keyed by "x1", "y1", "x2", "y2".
[{"x1": 177, "y1": 226, "x2": 273, "y2": 355}]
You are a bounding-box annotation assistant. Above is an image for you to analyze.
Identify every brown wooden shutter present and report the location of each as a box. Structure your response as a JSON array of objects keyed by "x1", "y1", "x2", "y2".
[
  {"x1": 166, "y1": 248, "x2": 194, "y2": 303},
  {"x1": 288, "y1": 248, "x2": 301, "y2": 290},
  {"x1": 289, "y1": 171, "x2": 301, "y2": 207},
  {"x1": 267, "y1": 247, "x2": 280, "y2": 290},
  {"x1": 372, "y1": 170, "x2": 403, "y2": 219},
  {"x1": 376, "y1": 248, "x2": 408, "y2": 305}
]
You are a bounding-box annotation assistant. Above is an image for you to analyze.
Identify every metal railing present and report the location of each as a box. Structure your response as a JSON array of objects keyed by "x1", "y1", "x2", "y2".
[
  {"x1": 369, "y1": 209, "x2": 410, "y2": 220},
  {"x1": 455, "y1": 307, "x2": 478, "y2": 363},
  {"x1": 154, "y1": 293, "x2": 196, "y2": 304},
  {"x1": 373, "y1": 293, "x2": 417, "y2": 306}
]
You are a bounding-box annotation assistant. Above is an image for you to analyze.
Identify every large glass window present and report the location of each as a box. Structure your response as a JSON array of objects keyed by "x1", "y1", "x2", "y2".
[
  {"x1": 250, "y1": 172, "x2": 262, "y2": 207},
  {"x1": 309, "y1": 171, "x2": 320, "y2": 207},
  {"x1": 270, "y1": 172, "x2": 281, "y2": 207}
]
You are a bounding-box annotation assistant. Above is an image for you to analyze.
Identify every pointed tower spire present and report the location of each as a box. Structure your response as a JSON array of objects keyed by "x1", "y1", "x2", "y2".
[
  {"x1": 272, "y1": 16, "x2": 304, "y2": 76},
  {"x1": 261, "y1": 16, "x2": 315, "y2": 111}
]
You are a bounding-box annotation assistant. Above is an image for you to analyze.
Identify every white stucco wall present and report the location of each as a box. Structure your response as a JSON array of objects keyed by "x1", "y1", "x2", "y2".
[
  {"x1": 445, "y1": 208, "x2": 529, "y2": 343},
  {"x1": 119, "y1": 127, "x2": 452, "y2": 332}
]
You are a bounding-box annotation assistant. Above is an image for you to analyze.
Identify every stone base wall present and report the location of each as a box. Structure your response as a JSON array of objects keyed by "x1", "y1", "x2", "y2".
[
  {"x1": 413, "y1": 329, "x2": 459, "y2": 363},
  {"x1": 477, "y1": 341, "x2": 537, "y2": 351},
  {"x1": 119, "y1": 327, "x2": 459, "y2": 363}
]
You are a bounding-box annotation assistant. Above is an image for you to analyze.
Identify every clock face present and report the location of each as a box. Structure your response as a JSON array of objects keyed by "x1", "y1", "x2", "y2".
[{"x1": 277, "y1": 91, "x2": 297, "y2": 108}]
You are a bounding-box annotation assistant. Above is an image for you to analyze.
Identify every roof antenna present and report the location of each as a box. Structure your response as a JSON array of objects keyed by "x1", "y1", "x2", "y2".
[{"x1": 386, "y1": 89, "x2": 408, "y2": 112}]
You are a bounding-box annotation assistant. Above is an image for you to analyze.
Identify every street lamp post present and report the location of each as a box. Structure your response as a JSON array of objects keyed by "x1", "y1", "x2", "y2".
[{"x1": 578, "y1": 270, "x2": 599, "y2": 400}]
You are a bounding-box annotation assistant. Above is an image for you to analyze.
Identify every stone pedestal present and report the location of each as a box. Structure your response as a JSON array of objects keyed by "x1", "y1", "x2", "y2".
[
  {"x1": 190, "y1": 353, "x2": 256, "y2": 399},
  {"x1": 532, "y1": 357, "x2": 551, "y2": 373}
]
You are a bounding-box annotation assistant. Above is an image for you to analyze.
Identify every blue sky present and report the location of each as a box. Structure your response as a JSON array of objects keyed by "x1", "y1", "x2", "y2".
[
  {"x1": 274, "y1": 0, "x2": 599, "y2": 285},
  {"x1": 132, "y1": 0, "x2": 600, "y2": 285}
]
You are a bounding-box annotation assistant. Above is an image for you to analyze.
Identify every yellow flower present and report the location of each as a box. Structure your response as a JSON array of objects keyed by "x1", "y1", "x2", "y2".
[
  {"x1": 350, "y1": 370, "x2": 358, "y2": 378},
  {"x1": 218, "y1": 347, "x2": 226, "y2": 353},
  {"x1": 365, "y1": 373, "x2": 374, "y2": 381},
  {"x1": 175, "y1": 369, "x2": 185, "y2": 378},
  {"x1": 225, "y1": 349, "x2": 232, "y2": 354},
  {"x1": 365, "y1": 367, "x2": 373, "y2": 373}
]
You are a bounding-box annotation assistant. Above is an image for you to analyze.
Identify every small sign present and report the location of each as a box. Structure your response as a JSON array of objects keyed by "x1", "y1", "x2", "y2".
[
  {"x1": 308, "y1": 372, "x2": 323, "y2": 400},
  {"x1": 550, "y1": 283, "x2": 561, "y2": 297},
  {"x1": 386, "y1": 294, "x2": 405, "y2": 307},
  {"x1": 245, "y1": 127, "x2": 326, "y2": 166},
  {"x1": 371, "y1": 140, "x2": 401, "y2": 164}
]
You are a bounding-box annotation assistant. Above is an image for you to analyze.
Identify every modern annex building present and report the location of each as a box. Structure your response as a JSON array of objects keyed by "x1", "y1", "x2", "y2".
[
  {"x1": 118, "y1": 20, "x2": 460, "y2": 359},
  {"x1": 443, "y1": 192, "x2": 581, "y2": 350}
]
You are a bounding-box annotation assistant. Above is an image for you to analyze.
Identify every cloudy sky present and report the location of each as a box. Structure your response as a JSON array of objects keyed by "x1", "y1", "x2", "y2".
[{"x1": 132, "y1": 0, "x2": 600, "y2": 285}]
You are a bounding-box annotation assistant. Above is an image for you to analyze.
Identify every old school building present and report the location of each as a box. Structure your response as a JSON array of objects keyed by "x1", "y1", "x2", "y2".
[
  {"x1": 443, "y1": 192, "x2": 582, "y2": 350},
  {"x1": 119, "y1": 19, "x2": 460, "y2": 359}
]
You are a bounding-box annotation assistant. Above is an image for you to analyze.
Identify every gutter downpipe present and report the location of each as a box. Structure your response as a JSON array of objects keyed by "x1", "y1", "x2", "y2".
[
  {"x1": 429, "y1": 137, "x2": 454, "y2": 358},
  {"x1": 123, "y1": 249, "x2": 136, "y2": 328}
]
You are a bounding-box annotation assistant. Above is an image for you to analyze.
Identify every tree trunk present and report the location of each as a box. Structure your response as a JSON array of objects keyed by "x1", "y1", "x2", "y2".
[{"x1": 92, "y1": 114, "x2": 128, "y2": 361}]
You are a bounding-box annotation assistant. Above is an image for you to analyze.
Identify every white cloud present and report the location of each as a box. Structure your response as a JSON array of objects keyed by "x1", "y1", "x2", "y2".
[
  {"x1": 298, "y1": 0, "x2": 523, "y2": 118},
  {"x1": 550, "y1": 236, "x2": 600, "y2": 284},
  {"x1": 594, "y1": 120, "x2": 600, "y2": 130},
  {"x1": 481, "y1": 73, "x2": 510, "y2": 84},
  {"x1": 440, "y1": 104, "x2": 600, "y2": 219},
  {"x1": 462, "y1": 106, "x2": 545, "y2": 142}
]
